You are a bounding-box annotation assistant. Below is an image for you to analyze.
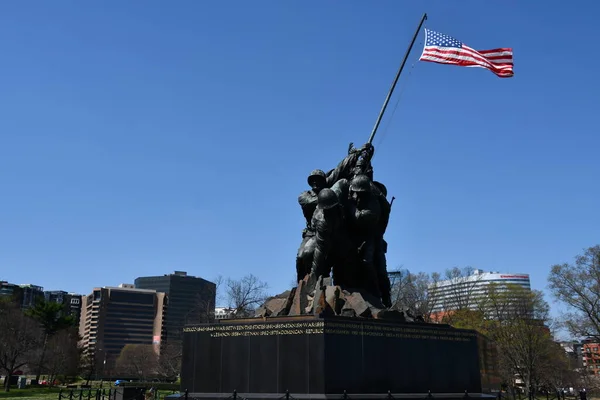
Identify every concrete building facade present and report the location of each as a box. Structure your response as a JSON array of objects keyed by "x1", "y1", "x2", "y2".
[
  {"x1": 78, "y1": 284, "x2": 167, "y2": 371},
  {"x1": 134, "y1": 271, "x2": 216, "y2": 342},
  {"x1": 583, "y1": 342, "x2": 600, "y2": 374},
  {"x1": 429, "y1": 269, "x2": 531, "y2": 314}
]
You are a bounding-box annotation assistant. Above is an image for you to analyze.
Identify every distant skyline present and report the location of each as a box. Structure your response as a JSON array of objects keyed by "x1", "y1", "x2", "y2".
[{"x1": 1, "y1": 1, "x2": 598, "y2": 315}]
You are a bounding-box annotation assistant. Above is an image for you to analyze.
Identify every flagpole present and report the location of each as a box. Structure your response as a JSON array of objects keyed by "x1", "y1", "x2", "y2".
[{"x1": 367, "y1": 12, "x2": 428, "y2": 145}]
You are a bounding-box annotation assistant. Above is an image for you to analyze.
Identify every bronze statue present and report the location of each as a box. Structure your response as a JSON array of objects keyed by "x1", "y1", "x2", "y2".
[
  {"x1": 295, "y1": 143, "x2": 393, "y2": 309},
  {"x1": 257, "y1": 142, "x2": 411, "y2": 320}
]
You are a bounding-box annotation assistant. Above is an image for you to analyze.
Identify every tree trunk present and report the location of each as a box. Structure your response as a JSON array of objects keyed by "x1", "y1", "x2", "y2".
[
  {"x1": 35, "y1": 333, "x2": 49, "y2": 382},
  {"x1": 48, "y1": 371, "x2": 56, "y2": 387},
  {"x1": 4, "y1": 372, "x2": 11, "y2": 392},
  {"x1": 85, "y1": 361, "x2": 94, "y2": 386}
]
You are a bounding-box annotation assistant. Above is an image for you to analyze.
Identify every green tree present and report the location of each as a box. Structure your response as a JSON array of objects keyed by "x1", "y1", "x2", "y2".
[
  {"x1": 441, "y1": 308, "x2": 489, "y2": 334},
  {"x1": 25, "y1": 299, "x2": 76, "y2": 382},
  {"x1": 482, "y1": 285, "x2": 555, "y2": 399},
  {"x1": 442, "y1": 283, "x2": 556, "y2": 399}
]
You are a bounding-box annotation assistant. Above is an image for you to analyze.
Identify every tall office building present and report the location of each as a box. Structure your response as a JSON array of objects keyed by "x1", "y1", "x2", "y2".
[
  {"x1": 429, "y1": 269, "x2": 531, "y2": 315},
  {"x1": 79, "y1": 284, "x2": 167, "y2": 371},
  {"x1": 135, "y1": 271, "x2": 216, "y2": 342}
]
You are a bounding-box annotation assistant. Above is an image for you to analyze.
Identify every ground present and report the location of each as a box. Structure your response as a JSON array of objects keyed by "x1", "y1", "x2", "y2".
[
  {"x1": 0, "y1": 387, "x2": 61, "y2": 400},
  {"x1": 0, "y1": 386, "x2": 179, "y2": 400}
]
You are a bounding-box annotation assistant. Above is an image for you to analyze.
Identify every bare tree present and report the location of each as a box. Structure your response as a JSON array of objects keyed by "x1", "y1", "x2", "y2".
[
  {"x1": 548, "y1": 245, "x2": 600, "y2": 341},
  {"x1": 538, "y1": 342, "x2": 579, "y2": 394},
  {"x1": 427, "y1": 266, "x2": 484, "y2": 323},
  {"x1": 0, "y1": 301, "x2": 43, "y2": 392},
  {"x1": 115, "y1": 344, "x2": 158, "y2": 381},
  {"x1": 225, "y1": 274, "x2": 269, "y2": 318},
  {"x1": 388, "y1": 268, "x2": 439, "y2": 321},
  {"x1": 44, "y1": 328, "x2": 80, "y2": 386},
  {"x1": 443, "y1": 266, "x2": 483, "y2": 310},
  {"x1": 156, "y1": 342, "x2": 181, "y2": 381}
]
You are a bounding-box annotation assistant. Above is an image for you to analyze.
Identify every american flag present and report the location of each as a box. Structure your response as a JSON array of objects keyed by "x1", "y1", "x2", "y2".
[{"x1": 419, "y1": 28, "x2": 514, "y2": 78}]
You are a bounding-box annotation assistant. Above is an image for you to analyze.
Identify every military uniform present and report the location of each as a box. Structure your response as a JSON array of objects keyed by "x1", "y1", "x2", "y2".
[
  {"x1": 346, "y1": 175, "x2": 382, "y2": 299},
  {"x1": 311, "y1": 189, "x2": 344, "y2": 279},
  {"x1": 295, "y1": 170, "x2": 327, "y2": 281}
]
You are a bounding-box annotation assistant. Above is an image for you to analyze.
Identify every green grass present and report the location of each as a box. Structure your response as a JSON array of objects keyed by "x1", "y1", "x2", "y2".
[{"x1": 0, "y1": 387, "x2": 61, "y2": 400}]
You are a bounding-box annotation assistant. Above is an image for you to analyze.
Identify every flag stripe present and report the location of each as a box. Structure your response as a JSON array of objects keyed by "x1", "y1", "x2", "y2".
[
  {"x1": 478, "y1": 49, "x2": 513, "y2": 56},
  {"x1": 420, "y1": 55, "x2": 514, "y2": 77},
  {"x1": 424, "y1": 46, "x2": 513, "y2": 68},
  {"x1": 419, "y1": 28, "x2": 514, "y2": 78},
  {"x1": 420, "y1": 51, "x2": 513, "y2": 77},
  {"x1": 420, "y1": 53, "x2": 513, "y2": 77}
]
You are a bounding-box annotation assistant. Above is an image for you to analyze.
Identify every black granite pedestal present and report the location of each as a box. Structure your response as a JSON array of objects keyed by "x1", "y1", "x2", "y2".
[{"x1": 180, "y1": 316, "x2": 498, "y2": 399}]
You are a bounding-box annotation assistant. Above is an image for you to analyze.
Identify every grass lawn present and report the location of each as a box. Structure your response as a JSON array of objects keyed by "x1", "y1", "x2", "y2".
[{"x1": 0, "y1": 387, "x2": 61, "y2": 400}]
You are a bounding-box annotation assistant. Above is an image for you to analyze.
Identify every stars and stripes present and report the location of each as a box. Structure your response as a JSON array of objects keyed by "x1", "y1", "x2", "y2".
[{"x1": 419, "y1": 28, "x2": 514, "y2": 78}]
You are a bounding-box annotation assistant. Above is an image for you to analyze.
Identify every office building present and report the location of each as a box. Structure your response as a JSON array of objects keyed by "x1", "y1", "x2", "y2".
[
  {"x1": 79, "y1": 284, "x2": 167, "y2": 371},
  {"x1": 44, "y1": 290, "x2": 83, "y2": 325},
  {"x1": 69, "y1": 295, "x2": 82, "y2": 325},
  {"x1": 1, "y1": 282, "x2": 46, "y2": 309},
  {"x1": 559, "y1": 341, "x2": 583, "y2": 369},
  {"x1": 135, "y1": 271, "x2": 216, "y2": 342},
  {"x1": 429, "y1": 269, "x2": 531, "y2": 315},
  {"x1": 581, "y1": 341, "x2": 600, "y2": 374},
  {"x1": 0, "y1": 281, "x2": 24, "y2": 305},
  {"x1": 19, "y1": 284, "x2": 45, "y2": 308}
]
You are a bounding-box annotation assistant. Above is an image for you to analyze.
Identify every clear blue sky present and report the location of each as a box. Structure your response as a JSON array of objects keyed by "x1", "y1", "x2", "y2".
[{"x1": 1, "y1": 1, "x2": 598, "y2": 311}]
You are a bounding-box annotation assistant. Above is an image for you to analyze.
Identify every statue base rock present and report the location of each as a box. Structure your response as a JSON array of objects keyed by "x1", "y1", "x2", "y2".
[
  {"x1": 180, "y1": 315, "x2": 500, "y2": 398},
  {"x1": 255, "y1": 273, "x2": 419, "y2": 321}
]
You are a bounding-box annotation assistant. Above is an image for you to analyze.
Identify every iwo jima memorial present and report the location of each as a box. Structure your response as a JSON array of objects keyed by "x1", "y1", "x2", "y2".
[{"x1": 180, "y1": 14, "x2": 500, "y2": 399}]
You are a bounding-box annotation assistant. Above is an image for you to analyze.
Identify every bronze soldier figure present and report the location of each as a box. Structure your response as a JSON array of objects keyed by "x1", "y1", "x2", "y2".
[
  {"x1": 294, "y1": 143, "x2": 394, "y2": 308},
  {"x1": 373, "y1": 183, "x2": 392, "y2": 307},
  {"x1": 296, "y1": 169, "x2": 328, "y2": 282},
  {"x1": 346, "y1": 174, "x2": 382, "y2": 299},
  {"x1": 310, "y1": 188, "x2": 345, "y2": 279}
]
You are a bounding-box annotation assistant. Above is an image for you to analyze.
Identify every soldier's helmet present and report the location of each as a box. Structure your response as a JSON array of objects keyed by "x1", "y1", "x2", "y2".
[
  {"x1": 317, "y1": 188, "x2": 339, "y2": 210},
  {"x1": 307, "y1": 169, "x2": 327, "y2": 186},
  {"x1": 373, "y1": 181, "x2": 387, "y2": 197},
  {"x1": 350, "y1": 174, "x2": 372, "y2": 193}
]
